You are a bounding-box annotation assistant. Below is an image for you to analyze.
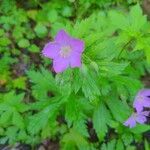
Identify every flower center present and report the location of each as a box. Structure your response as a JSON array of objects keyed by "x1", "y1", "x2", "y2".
[
  {"x1": 132, "y1": 113, "x2": 137, "y2": 118},
  {"x1": 60, "y1": 45, "x2": 72, "y2": 58}
]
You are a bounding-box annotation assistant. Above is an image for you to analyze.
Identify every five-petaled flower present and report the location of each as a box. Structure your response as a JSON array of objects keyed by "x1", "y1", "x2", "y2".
[
  {"x1": 124, "y1": 111, "x2": 150, "y2": 128},
  {"x1": 42, "y1": 30, "x2": 84, "y2": 73},
  {"x1": 133, "y1": 89, "x2": 150, "y2": 112}
]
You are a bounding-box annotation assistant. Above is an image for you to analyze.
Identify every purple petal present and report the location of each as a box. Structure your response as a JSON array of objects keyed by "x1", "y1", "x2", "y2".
[
  {"x1": 133, "y1": 100, "x2": 144, "y2": 112},
  {"x1": 53, "y1": 57, "x2": 69, "y2": 73},
  {"x1": 42, "y1": 42, "x2": 60, "y2": 59},
  {"x1": 42, "y1": 29, "x2": 85, "y2": 73},
  {"x1": 70, "y1": 53, "x2": 82, "y2": 68},
  {"x1": 136, "y1": 115, "x2": 147, "y2": 124},
  {"x1": 143, "y1": 98, "x2": 150, "y2": 107},
  {"x1": 55, "y1": 30, "x2": 70, "y2": 44},
  {"x1": 139, "y1": 89, "x2": 150, "y2": 97},
  {"x1": 70, "y1": 38, "x2": 84, "y2": 53},
  {"x1": 124, "y1": 116, "x2": 136, "y2": 128},
  {"x1": 140, "y1": 111, "x2": 150, "y2": 117},
  {"x1": 133, "y1": 96, "x2": 150, "y2": 112}
]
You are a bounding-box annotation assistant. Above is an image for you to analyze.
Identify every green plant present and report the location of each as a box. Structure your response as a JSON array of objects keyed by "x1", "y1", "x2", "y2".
[{"x1": 0, "y1": 0, "x2": 149, "y2": 149}]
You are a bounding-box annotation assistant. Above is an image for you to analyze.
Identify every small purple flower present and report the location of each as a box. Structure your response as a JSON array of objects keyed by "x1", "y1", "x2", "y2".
[
  {"x1": 133, "y1": 89, "x2": 150, "y2": 112},
  {"x1": 42, "y1": 30, "x2": 84, "y2": 73},
  {"x1": 124, "y1": 111, "x2": 149, "y2": 128}
]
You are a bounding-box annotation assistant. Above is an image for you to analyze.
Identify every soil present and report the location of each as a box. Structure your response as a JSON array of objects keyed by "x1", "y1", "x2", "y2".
[
  {"x1": 142, "y1": 75, "x2": 150, "y2": 87},
  {"x1": 0, "y1": 140, "x2": 59, "y2": 150},
  {"x1": 142, "y1": 0, "x2": 150, "y2": 19}
]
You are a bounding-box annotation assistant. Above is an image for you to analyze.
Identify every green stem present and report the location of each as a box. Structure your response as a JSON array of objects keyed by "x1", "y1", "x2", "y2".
[{"x1": 118, "y1": 39, "x2": 133, "y2": 58}]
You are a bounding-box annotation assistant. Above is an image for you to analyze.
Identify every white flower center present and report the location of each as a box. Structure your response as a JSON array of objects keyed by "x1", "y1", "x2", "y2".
[{"x1": 60, "y1": 45, "x2": 72, "y2": 58}]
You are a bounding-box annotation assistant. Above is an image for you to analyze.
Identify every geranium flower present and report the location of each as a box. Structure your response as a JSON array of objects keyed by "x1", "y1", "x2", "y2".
[
  {"x1": 133, "y1": 89, "x2": 150, "y2": 112},
  {"x1": 42, "y1": 30, "x2": 84, "y2": 73},
  {"x1": 124, "y1": 111, "x2": 149, "y2": 128}
]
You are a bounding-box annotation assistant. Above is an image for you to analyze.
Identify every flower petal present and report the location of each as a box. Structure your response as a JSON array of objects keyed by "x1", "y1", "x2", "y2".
[
  {"x1": 136, "y1": 115, "x2": 147, "y2": 124},
  {"x1": 139, "y1": 89, "x2": 150, "y2": 97},
  {"x1": 55, "y1": 30, "x2": 70, "y2": 44},
  {"x1": 140, "y1": 111, "x2": 150, "y2": 117},
  {"x1": 42, "y1": 42, "x2": 60, "y2": 59},
  {"x1": 133, "y1": 96, "x2": 150, "y2": 112},
  {"x1": 70, "y1": 53, "x2": 82, "y2": 68},
  {"x1": 143, "y1": 98, "x2": 150, "y2": 107},
  {"x1": 124, "y1": 116, "x2": 136, "y2": 128},
  {"x1": 53, "y1": 57, "x2": 69, "y2": 73},
  {"x1": 70, "y1": 38, "x2": 84, "y2": 53},
  {"x1": 133, "y1": 100, "x2": 144, "y2": 112}
]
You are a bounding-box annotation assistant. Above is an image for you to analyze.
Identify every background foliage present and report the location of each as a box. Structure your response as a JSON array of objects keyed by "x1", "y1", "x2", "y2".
[{"x1": 0, "y1": 0, "x2": 150, "y2": 149}]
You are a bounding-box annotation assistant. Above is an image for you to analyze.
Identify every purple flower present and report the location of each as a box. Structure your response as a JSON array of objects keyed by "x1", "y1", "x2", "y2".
[
  {"x1": 133, "y1": 89, "x2": 150, "y2": 112},
  {"x1": 42, "y1": 30, "x2": 84, "y2": 73},
  {"x1": 124, "y1": 111, "x2": 150, "y2": 128}
]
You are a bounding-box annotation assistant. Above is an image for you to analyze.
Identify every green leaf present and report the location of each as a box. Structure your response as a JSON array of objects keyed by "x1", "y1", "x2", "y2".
[
  {"x1": 109, "y1": 4, "x2": 147, "y2": 33},
  {"x1": 62, "y1": 129, "x2": 90, "y2": 150},
  {"x1": 27, "y1": 67, "x2": 59, "y2": 100},
  {"x1": 34, "y1": 23, "x2": 48, "y2": 38},
  {"x1": 72, "y1": 17, "x2": 92, "y2": 38},
  {"x1": 28, "y1": 100, "x2": 60, "y2": 135},
  {"x1": 130, "y1": 124, "x2": 150, "y2": 134},
  {"x1": 93, "y1": 101, "x2": 111, "y2": 141},
  {"x1": 41, "y1": 122, "x2": 58, "y2": 139},
  {"x1": 27, "y1": 10, "x2": 38, "y2": 20},
  {"x1": 28, "y1": 109, "x2": 51, "y2": 135},
  {"x1": 0, "y1": 111, "x2": 12, "y2": 126},
  {"x1": 62, "y1": 6, "x2": 72, "y2": 17},
  {"x1": 47, "y1": 9, "x2": 58, "y2": 23},
  {"x1": 12, "y1": 26, "x2": 24, "y2": 40},
  {"x1": 126, "y1": 145, "x2": 136, "y2": 150},
  {"x1": 13, "y1": 77, "x2": 26, "y2": 89},
  {"x1": 109, "y1": 10, "x2": 127, "y2": 30},
  {"x1": 18, "y1": 38, "x2": 30, "y2": 48},
  {"x1": 3, "y1": 91, "x2": 25, "y2": 105},
  {"x1": 122, "y1": 133, "x2": 133, "y2": 146},
  {"x1": 128, "y1": 4, "x2": 147, "y2": 32},
  {"x1": 0, "y1": 37, "x2": 11, "y2": 46},
  {"x1": 99, "y1": 62, "x2": 129, "y2": 76},
  {"x1": 101, "y1": 139, "x2": 116, "y2": 150},
  {"x1": 28, "y1": 44, "x2": 40, "y2": 53},
  {"x1": 65, "y1": 96, "x2": 89, "y2": 137},
  {"x1": 0, "y1": 127, "x2": 4, "y2": 135},
  {"x1": 144, "y1": 139, "x2": 150, "y2": 150},
  {"x1": 73, "y1": 118, "x2": 89, "y2": 138},
  {"x1": 0, "y1": 137, "x2": 8, "y2": 144},
  {"x1": 106, "y1": 97, "x2": 131, "y2": 122},
  {"x1": 17, "y1": 130, "x2": 28, "y2": 141},
  {"x1": 5, "y1": 126, "x2": 18, "y2": 144},
  {"x1": 55, "y1": 69, "x2": 72, "y2": 96},
  {"x1": 80, "y1": 65, "x2": 100, "y2": 100},
  {"x1": 144, "y1": 48, "x2": 150, "y2": 63},
  {"x1": 12, "y1": 112, "x2": 24, "y2": 129},
  {"x1": 116, "y1": 139, "x2": 124, "y2": 150},
  {"x1": 112, "y1": 76, "x2": 142, "y2": 99},
  {"x1": 65, "y1": 96, "x2": 79, "y2": 127},
  {"x1": 72, "y1": 69, "x2": 82, "y2": 93},
  {"x1": 107, "y1": 139, "x2": 116, "y2": 150},
  {"x1": 0, "y1": 29, "x2": 5, "y2": 36}
]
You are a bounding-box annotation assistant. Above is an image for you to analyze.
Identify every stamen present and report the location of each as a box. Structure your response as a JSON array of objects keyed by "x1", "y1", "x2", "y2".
[{"x1": 60, "y1": 45, "x2": 72, "y2": 58}]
